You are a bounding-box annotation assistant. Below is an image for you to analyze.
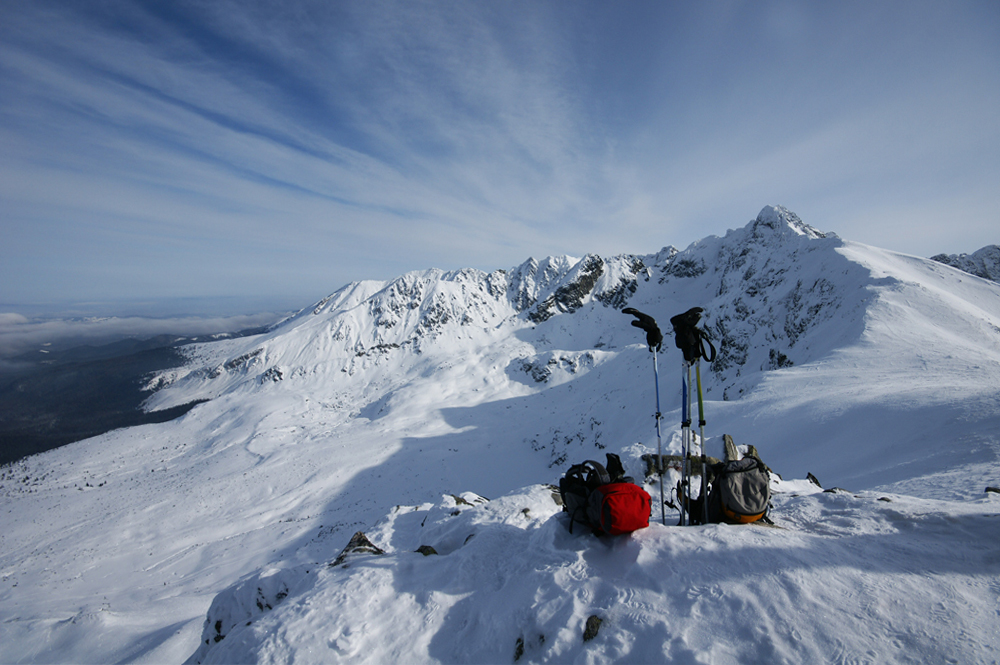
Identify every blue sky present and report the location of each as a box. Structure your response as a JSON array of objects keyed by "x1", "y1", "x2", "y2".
[{"x1": 2, "y1": 0, "x2": 998, "y2": 316}]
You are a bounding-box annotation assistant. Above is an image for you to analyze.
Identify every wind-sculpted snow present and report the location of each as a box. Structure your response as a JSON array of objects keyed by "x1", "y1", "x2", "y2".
[
  {"x1": 186, "y1": 482, "x2": 1000, "y2": 665},
  {"x1": 3, "y1": 206, "x2": 1000, "y2": 664}
]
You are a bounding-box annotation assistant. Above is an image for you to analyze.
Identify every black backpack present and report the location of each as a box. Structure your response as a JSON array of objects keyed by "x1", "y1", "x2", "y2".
[{"x1": 559, "y1": 454, "x2": 651, "y2": 535}]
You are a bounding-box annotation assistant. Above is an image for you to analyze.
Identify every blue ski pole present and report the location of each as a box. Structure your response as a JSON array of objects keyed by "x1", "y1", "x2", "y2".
[{"x1": 622, "y1": 308, "x2": 666, "y2": 525}]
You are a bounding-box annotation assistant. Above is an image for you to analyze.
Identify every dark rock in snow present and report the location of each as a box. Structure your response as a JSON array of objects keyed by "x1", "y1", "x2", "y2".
[
  {"x1": 529, "y1": 255, "x2": 605, "y2": 323},
  {"x1": 332, "y1": 531, "x2": 385, "y2": 567},
  {"x1": 259, "y1": 367, "x2": 283, "y2": 383}
]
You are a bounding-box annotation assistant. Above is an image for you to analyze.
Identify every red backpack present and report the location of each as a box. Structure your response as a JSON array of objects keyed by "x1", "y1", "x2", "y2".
[
  {"x1": 559, "y1": 456, "x2": 652, "y2": 536},
  {"x1": 588, "y1": 482, "x2": 652, "y2": 535}
]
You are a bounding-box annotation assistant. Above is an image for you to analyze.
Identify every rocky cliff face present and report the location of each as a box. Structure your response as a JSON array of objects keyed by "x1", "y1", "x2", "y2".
[
  {"x1": 674, "y1": 205, "x2": 863, "y2": 399},
  {"x1": 931, "y1": 245, "x2": 1000, "y2": 283}
]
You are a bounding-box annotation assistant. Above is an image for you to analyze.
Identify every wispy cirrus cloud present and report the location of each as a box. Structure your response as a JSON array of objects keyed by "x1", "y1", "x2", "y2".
[
  {"x1": 1, "y1": 0, "x2": 997, "y2": 311},
  {"x1": 2, "y1": 1, "x2": 625, "y2": 301}
]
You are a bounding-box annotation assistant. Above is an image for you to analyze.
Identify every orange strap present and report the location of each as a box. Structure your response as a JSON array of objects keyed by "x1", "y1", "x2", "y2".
[{"x1": 722, "y1": 503, "x2": 765, "y2": 524}]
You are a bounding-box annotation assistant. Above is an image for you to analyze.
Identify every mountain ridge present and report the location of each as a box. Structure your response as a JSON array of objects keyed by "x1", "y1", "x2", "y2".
[
  {"x1": 931, "y1": 244, "x2": 1000, "y2": 283},
  {"x1": 3, "y1": 205, "x2": 999, "y2": 664},
  {"x1": 143, "y1": 206, "x2": 865, "y2": 411}
]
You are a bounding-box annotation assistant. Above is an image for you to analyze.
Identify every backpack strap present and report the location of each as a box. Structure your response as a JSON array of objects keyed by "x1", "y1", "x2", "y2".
[
  {"x1": 697, "y1": 330, "x2": 717, "y2": 363},
  {"x1": 580, "y1": 460, "x2": 611, "y2": 486},
  {"x1": 669, "y1": 307, "x2": 716, "y2": 364}
]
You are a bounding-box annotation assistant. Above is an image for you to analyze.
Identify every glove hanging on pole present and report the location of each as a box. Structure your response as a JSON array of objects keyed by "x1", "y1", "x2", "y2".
[
  {"x1": 669, "y1": 307, "x2": 717, "y2": 364},
  {"x1": 621, "y1": 307, "x2": 667, "y2": 525},
  {"x1": 622, "y1": 308, "x2": 663, "y2": 352}
]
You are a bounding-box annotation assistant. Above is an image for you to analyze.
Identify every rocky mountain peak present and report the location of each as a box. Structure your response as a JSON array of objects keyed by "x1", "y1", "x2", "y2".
[{"x1": 753, "y1": 205, "x2": 827, "y2": 240}]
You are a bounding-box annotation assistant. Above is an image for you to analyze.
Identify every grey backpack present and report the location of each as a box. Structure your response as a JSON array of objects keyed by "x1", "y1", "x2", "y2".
[{"x1": 707, "y1": 457, "x2": 771, "y2": 524}]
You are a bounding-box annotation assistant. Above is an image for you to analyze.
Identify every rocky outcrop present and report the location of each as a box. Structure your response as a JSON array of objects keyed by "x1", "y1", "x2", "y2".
[
  {"x1": 931, "y1": 245, "x2": 1000, "y2": 283},
  {"x1": 528, "y1": 255, "x2": 605, "y2": 323}
]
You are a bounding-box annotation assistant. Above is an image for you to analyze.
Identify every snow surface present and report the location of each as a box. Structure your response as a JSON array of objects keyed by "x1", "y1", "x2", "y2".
[{"x1": 2, "y1": 206, "x2": 999, "y2": 664}]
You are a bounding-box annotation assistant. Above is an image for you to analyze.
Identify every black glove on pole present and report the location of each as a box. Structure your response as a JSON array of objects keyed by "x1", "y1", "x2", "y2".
[
  {"x1": 622, "y1": 308, "x2": 666, "y2": 525},
  {"x1": 669, "y1": 307, "x2": 717, "y2": 525},
  {"x1": 622, "y1": 307, "x2": 663, "y2": 352}
]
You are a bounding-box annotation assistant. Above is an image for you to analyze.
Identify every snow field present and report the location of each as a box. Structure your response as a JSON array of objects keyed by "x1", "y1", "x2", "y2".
[
  {"x1": 187, "y1": 481, "x2": 1000, "y2": 664},
  {"x1": 2, "y1": 207, "x2": 999, "y2": 663}
]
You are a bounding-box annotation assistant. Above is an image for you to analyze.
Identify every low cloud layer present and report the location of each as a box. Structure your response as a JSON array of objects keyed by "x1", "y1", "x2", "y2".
[{"x1": 0, "y1": 310, "x2": 286, "y2": 360}]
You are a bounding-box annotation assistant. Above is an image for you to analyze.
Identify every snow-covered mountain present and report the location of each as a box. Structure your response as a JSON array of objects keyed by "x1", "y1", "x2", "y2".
[
  {"x1": 931, "y1": 244, "x2": 1000, "y2": 283},
  {"x1": 2, "y1": 206, "x2": 999, "y2": 664}
]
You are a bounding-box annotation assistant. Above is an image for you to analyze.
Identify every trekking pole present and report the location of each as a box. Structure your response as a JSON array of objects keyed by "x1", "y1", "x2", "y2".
[
  {"x1": 679, "y1": 360, "x2": 690, "y2": 526},
  {"x1": 622, "y1": 308, "x2": 666, "y2": 525},
  {"x1": 669, "y1": 306, "x2": 718, "y2": 526},
  {"x1": 696, "y1": 358, "x2": 708, "y2": 525},
  {"x1": 653, "y1": 347, "x2": 666, "y2": 526}
]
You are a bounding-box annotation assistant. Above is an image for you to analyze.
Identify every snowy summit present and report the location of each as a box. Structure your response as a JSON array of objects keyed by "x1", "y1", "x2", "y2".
[{"x1": 2, "y1": 206, "x2": 999, "y2": 664}]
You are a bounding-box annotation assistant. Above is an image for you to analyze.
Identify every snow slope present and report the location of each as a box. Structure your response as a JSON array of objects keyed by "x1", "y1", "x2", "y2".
[
  {"x1": 1, "y1": 206, "x2": 999, "y2": 664},
  {"x1": 186, "y1": 483, "x2": 1000, "y2": 665}
]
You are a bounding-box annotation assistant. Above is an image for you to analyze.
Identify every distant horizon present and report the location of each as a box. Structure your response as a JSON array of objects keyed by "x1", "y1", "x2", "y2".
[
  {"x1": 5, "y1": 209, "x2": 996, "y2": 319},
  {"x1": 0, "y1": 294, "x2": 304, "y2": 320}
]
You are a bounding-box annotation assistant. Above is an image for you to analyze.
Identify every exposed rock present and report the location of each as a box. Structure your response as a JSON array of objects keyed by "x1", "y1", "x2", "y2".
[
  {"x1": 529, "y1": 255, "x2": 605, "y2": 323},
  {"x1": 665, "y1": 256, "x2": 707, "y2": 278},
  {"x1": 594, "y1": 256, "x2": 646, "y2": 309},
  {"x1": 312, "y1": 293, "x2": 335, "y2": 315},
  {"x1": 583, "y1": 615, "x2": 602, "y2": 642},
  {"x1": 768, "y1": 349, "x2": 794, "y2": 370},
  {"x1": 355, "y1": 343, "x2": 400, "y2": 358},
  {"x1": 753, "y1": 205, "x2": 827, "y2": 240},
  {"x1": 519, "y1": 358, "x2": 553, "y2": 383},
  {"x1": 224, "y1": 348, "x2": 264, "y2": 372},
  {"x1": 259, "y1": 367, "x2": 283, "y2": 383},
  {"x1": 331, "y1": 531, "x2": 385, "y2": 567},
  {"x1": 515, "y1": 634, "x2": 546, "y2": 661},
  {"x1": 931, "y1": 245, "x2": 1000, "y2": 283},
  {"x1": 507, "y1": 256, "x2": 576, "y2": 313}
]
